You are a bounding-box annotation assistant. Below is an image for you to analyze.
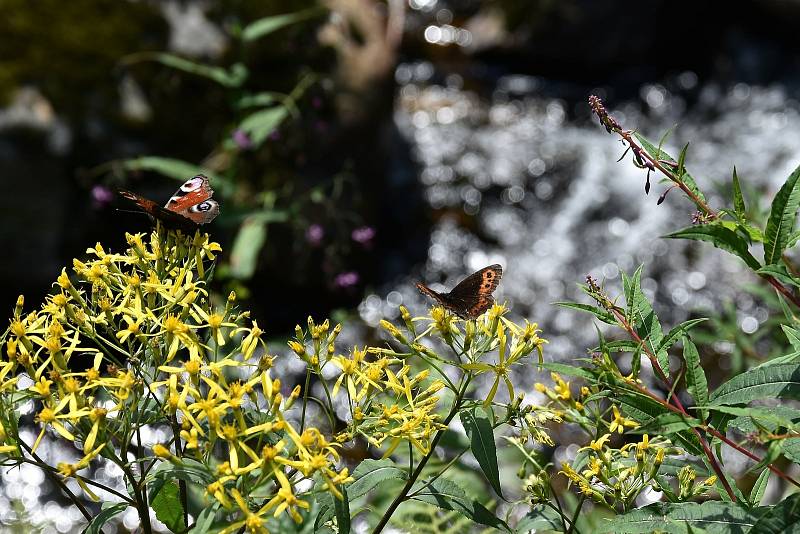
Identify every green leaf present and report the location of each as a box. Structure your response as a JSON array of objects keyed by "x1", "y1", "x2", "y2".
[
  {"x1": 411, "y1": 478, "x2": 510, "y2": 532},
  {"x1": 151, "y1": 481, "x2": 185, "y2": 533},
  {"x1": 710, "y1": 364, "x2": 800, "y2": 405},
  {"x1": 781, "y1": 437, "x2": 800, "y2": 464},
  {"x1": 241, "y1": 8, "x2": 322, "y2": 41},
  {"x1": 712, "y1": 405, "x2": 800, "y2": 433},
  {"x1": 783, "y1": 325, "x2": 800, "y2": 352},
  {"x1": 119, "y1": 157, "x2": 234, "y2": 196},
  {"x1": 238, "y1": 106, "x2": 289, "y2": 146},
  {"x1": 190, "y1": 504, "x2": 219, "y2": 534},
  {"x1": 229, "y1": 217, "x2": 267, "y2": 280},
  {"x1": 634, "y1": 133, "x2": 707, "y2": 204},
  {"x1": 622, "y1": 266, "x2": 668, "y2": 374},
  {"x1": 595, "y1": 500, "x2": 763, "y2": 533},
  {"x1": 348, "y1": 459, "x2": 407, "y2": 501},
  {"x1": 594, "y1": 340, "x2": 642, "y2": 353},
  {"x1": 123, "y1": 52, "x2": 248, "y2": 87},
  {"x1": 749, "y1": 468, "x2": 771, "y2": 506},
  {"x1": 537, "y1": 362, "x2": 596, "y2": 380},
  {"x1": 333, "y1": 485, "x2": 351, "y2": 534},
  {"x1": 657, "y1": 318, "x2": 708, "y2": 353},
  {"x1": 757, "y1": 264, "x2": 800, "y2": 288},
  {"x1": 554, "y1": 301, "x2": 617, "y2": 325},
  {"x1": 666, "y1": 224, "x2": 761, "y2": 270},
  {"x1": 631, "y1": 412, "x2": 702, "y2": 436},
  {"x1": 749, "y1": 493, "x2": 800, "y2": 533},
  {"x1": 461, "y1": 407, "x2": 503, "y2": 499},
  {"x1": 764, "y1": 163, "x2": 800, "y2": 264},
  {"x1": 84, "y1": 502, "x2": 128, "y2": 534},
  {"x1": 732, "y1": 167, "x2": 746, "y2": 220},
  {"x1": 683, "y1": 337, "x2": 709, "y2": 407},
  {"x1": 514, "y1": 504, "x2": 564, "y2": 532}
]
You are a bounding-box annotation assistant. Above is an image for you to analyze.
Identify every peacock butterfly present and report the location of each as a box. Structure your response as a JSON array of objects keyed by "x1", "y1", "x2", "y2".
[{"x1": 118, "y1": 175, "x2": 219, "y2": 229}]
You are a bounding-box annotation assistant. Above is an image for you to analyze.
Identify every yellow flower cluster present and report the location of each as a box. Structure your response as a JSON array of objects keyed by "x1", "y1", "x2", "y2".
[{"x1": 1, "y1": 226, "x2": 347, "y2": 531}]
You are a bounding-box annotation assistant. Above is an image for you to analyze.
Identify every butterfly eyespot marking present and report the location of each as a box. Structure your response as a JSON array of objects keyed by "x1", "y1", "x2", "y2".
[{"x1": 181, "y1": 176, "x2": 205, "y2": 192}]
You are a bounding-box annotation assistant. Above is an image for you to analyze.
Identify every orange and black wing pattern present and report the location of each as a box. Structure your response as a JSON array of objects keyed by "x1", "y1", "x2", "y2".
[{"x1": 416, "y1": 264, "x2": 503, "y2": 319}]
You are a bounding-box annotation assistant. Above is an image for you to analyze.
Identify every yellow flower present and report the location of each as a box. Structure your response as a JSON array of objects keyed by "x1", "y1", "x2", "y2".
[
  {"x1": 609, "y1": 405, "x2": 639, "y2": 434},
  {"x1": 580, "y1": 433, "x2": 611, "y2": 452}
]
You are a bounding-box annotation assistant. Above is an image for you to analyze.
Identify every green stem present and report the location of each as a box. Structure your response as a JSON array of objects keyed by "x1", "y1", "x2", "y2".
[
  {"x1": 371, "y1": 378, "x2": 471, "y2": 534},
  {"x1": 300, "y1": 368, "x2": 311, "y2": 431}
]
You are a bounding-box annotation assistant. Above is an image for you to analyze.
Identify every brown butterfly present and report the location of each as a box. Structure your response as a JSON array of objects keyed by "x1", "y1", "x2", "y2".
[
  {"x1": 416, "y1": 264, "x2": 503, "y2": 319},
  {"x1": 118, "y1": 175, "x2": 220, "y2": 230}
]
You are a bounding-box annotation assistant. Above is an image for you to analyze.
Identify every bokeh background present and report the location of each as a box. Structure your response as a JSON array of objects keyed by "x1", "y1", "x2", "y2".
[{"x1": 4, "y1": 0, "x2": 800, "y2": 531}]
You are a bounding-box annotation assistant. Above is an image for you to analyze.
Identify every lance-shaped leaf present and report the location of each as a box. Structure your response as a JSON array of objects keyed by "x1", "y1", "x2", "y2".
[
  {"x1": 594, "y1": 500, "x2": 763, "y2": 533},
  {"x1": 710, "y1": 363, "x2": 800, "y2": 405},
  {"x1": 412, "y1": 478, "x2": 511, "y2": 532},
  {"x1": 732, "y1": 167, "x2": 746, "y2": 220},
  {"x1": 749, "y1": 493, "x2": 800, "y2": 533},
  {"x1": 461, "y1": 407, "x2": 503, "y2": 499},
  {"x1": 683, "y1": 337, "x2": 709, "y2": 408},
  {"x1": 666, "y1": 224, "x2": 761, "y2": 270},
  {"x1": 764, "y1": 164, "x2": 800, "y2": 265}
]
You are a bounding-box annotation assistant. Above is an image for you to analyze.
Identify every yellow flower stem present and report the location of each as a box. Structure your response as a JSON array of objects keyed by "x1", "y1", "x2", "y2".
[{"x1": 371, "y1": 376, "x2": 472, "y2": 534}]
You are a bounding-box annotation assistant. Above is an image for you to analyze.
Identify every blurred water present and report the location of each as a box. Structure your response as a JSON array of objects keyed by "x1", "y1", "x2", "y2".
[{"x1": 361, "y1": 65, "x2": 800, "y2": 370}]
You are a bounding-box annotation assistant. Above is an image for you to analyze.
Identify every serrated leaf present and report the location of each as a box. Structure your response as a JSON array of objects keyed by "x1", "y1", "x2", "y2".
[
  {"x1": 411, "y1": 478, "x2": 510, "y2": 532},
  {"x1": 595, "y1": 500, "x2": 763, "y2": 533},
  {"x1": 151, "y1": 481, "x2": 185, "y2": 533},
  {"x1": 765, "y1": 163, "x2": 800, "y2": 265},
  {"x1": 538, "y1": 362, "x2": 595, "y2": 380},
  {"x1": 348, "y1": 459, "x2": 407, "y2": 501},
  {"x1": 667, "y1": 224, "x2": 761, "y2": 270},
  {"x1": 732, "y1": 167, "x2": 746, "y2": 220},
  {"x1": 84, "y1": 502, "x2": 128, "y2": 534},
  {"x1": 710, "y1": 364, "x2": 800, "y2": 405},
  {"x1": 630, "y1": 412, "x2": 702, "y2": 436},
  {"x1": 634, "y1": 133, "x2": 707, "y2": 204},
  {"x1": 757, "y1": 264, "x2": 800, "y2": 288},
  {"x1": 461, "y1": 407, "x2": 503, "y2": 499},
  {"x1": 749, "y1": 468, "x2": 771, "y2": 506},
  {"x1": 713, "y1": 405, "x2": 800, "y2": 434},
  {"x1": 781, "y1": 437, "x2": 800, "y2": 464},
  {"x1": 241, "y1": 8, "x2": 322, "y2": 41},
  {"x1": 514, "y1": 504, "x2": 564, "y2": 532},
  {"x1": 749, "y1": 493, "x2": 800, "y2": 533},
  {"x1": 238, "y1": 106, "x2": 289, "y2": 146},
  {"x1": 683, "y1": 337, "x2": 709, "y2": 408},
  {"x1": 622, "y1": 266, "x2": 668, "y2": 374},
  {"x1": 658, "y1": 318, "x2": 708, "y2": 353},
  {"x1": 783, "y1": 325, "x2": 800, "y2": 352},
  {"x1": 554, "y1": 301, "x2": 617, "y2": 324}
]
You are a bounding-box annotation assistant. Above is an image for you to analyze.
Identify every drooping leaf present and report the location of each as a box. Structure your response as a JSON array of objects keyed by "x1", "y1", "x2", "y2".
[
  {"x1": 764, "y1": 163, "x2": 800, "y2": 264},
  {"x1": 555, "y1": 301, "x2": 617, "y2": 325},
  {"x1": 514, "y1": 504, "x2": 565, "y2": 532},
  {"x1": 657, "y1": 318, "x2": 708, "y2": 353},
  {"x1": 709, "y1": 364, "x2": 800, "y2": 405},
  {"x1": 238, "y1": 106, "x2": 289, "y2": 146},
  {"x1": 630, "y1": 412, "x2": 702, "y2": 436},
  {"x1": 151, "y1": 481, "x2": 185, "y2": 533},
  {"x1": 749, "y1": 493, "x2": 800, "y2": 533},
  {"x1": 634, "y1": 133, "x2": 707, "y2": 204},
  {"x1": 683, "y1": 337, "x2": 709, "y2": 408},
  {"x1": 757, "y1": 264, "x2": 800, "y2": 288},
  {"x1": 119, "y1": 157, "x2": 233, "y2": 196},
  {"x1": 229, "y1": 217, "x2": 267, "y2": 280},
  {"x1": 348, "y1": 459, "x2": 407, "y2": 501},
  {"x1": 241, "y1": 8, "x2": 322, "y2": 41},
  {"x1": 595, "y1": 500, "x2": 763, "y2": 533},
  {"x1": 461, "y1": 407, "x2": 503, "y2": 499},
  {"x1": 666, "y1": 224, "x2": 761, "y2": 270},
  {"x1": 123, "y1": 52, "x2": 248, "y2": 87},
  {"x1": 84, "y1": 502, "x2": 128, "y2": 534},
  {"x1": 411, "y1": 478, "x2": 510, "y2": 532}
]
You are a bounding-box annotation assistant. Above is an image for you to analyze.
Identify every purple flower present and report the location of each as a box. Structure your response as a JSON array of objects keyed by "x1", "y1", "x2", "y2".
[
  {"x1": 305, "y1": 224, "x2": 324, "y2": 246},
  {"x1": 351, "y1": 226, "x2": 376, "y2": 246},
  {"x1": 334, "y1": 271, "x2": 359, "y2": 288},
  {"x1": 232, "y1": 129, "x2": 253, "y2": 150},
  {"x1": 312, "y1": 96, "x2": 323, "y2": 109},
  {"x1": 91, "y1": 185, "x2": 113, "y2": 207}
]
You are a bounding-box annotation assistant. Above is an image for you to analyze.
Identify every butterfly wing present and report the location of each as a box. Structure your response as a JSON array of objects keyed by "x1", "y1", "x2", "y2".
[
  {"x1": 118, "y1": 190, "x2": 199, "y2": 230},
  {"x1": 417, "y1": 264, "x2": 503, "y2": 319},
  {"x1": 164, "y1": 175, "x2": 219, "y2": 225}
]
